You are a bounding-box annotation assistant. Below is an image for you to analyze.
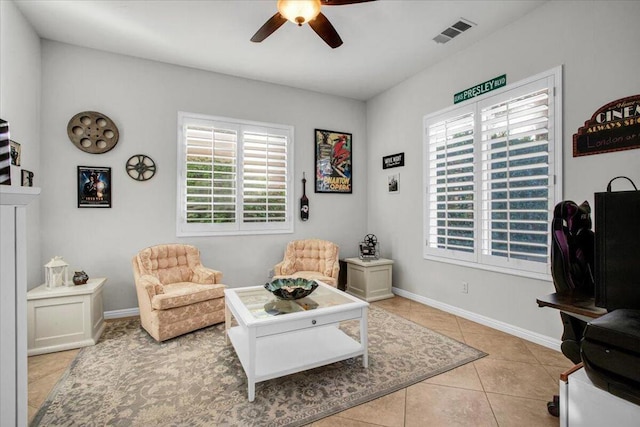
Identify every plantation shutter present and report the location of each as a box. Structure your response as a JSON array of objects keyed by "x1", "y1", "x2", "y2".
[
  {"x1": 425, "y1": 105, "x2": 476, "y2": 262},
  {"x1": 423, "y1": 67, "x2": 561, "y2": 278},
  {"x1": 242, "y1": 129, "x2": 288, "y2": 224},
  {"x1": 185, "y1": 123, "x2": 237, "y2": 225},
  {"x1": 479, "y1": 80, "x2": 553, "y2": 270},
  {"x1": 178, "y1": 112, "x2": 293, "y2": 237}
]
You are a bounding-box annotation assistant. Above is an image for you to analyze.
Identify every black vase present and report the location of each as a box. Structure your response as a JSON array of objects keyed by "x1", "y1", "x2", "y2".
[{"x1": 73, "y1": 271, "x2": 89, "y2": 285}]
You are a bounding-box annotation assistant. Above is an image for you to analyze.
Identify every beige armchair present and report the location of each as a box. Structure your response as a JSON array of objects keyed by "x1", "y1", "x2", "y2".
[
  {"x1": 132, "y1": 244, "x2": 226, "y2": 341},
  {"x1": 273, "y1": 239, "x2": 340, "y2": 286}
]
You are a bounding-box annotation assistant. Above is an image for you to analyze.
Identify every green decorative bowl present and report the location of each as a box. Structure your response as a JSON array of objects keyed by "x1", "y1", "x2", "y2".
[{"x1": 264, "y1": 278, "x2": 319, "y2": 300}]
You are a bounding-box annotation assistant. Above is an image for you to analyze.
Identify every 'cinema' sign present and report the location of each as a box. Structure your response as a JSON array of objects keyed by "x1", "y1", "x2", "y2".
[{"x1": 573, "y1": 94, "x2": 640, "y2": 157}]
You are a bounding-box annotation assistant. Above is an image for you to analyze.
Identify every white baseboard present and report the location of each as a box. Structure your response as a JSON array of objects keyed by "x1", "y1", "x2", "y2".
[
  {"x1": 104, "y1": 291, "x2": 562, "y2": 351},
  {"x1": 392, "y1": 287, "x2": 561, "y2": 352},
  {"x1": 104, "y1": 307, "x2": 140, "y2": 319}
]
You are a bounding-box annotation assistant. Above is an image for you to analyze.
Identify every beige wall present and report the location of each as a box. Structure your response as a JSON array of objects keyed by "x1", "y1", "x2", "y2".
[
  {"x1": 0, "y1": 0, "x2": 42, "y2": 286},
  {"x1": 7, "y1": 0, "x2": 640, "y2": 345},
  {"x1": 38, "y1": 41, "x2": 368, "y2": 312},
  {"x1": 365, "y1": 0, "x2": 640, "y2": 345}
]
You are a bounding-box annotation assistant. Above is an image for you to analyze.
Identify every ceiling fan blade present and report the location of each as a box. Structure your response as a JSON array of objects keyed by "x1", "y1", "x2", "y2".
[
  {"x1": 322, "y1": 0, "x2": 376, "y2": 5},
  {"x1": 250, "y1": 13, "x2": 287, "y2": 43},
  {"x1": 309, "y1": 12, "x2": 343, "y2": 49}
]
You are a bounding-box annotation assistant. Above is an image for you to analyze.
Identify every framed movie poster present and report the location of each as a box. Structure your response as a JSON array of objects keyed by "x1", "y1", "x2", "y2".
[
  {"x1": 78, "y1": 166, "x2": 111, "y2": 208},
  {"x1": 314, "y1": 128, "x2": 352, "y2": 193}
]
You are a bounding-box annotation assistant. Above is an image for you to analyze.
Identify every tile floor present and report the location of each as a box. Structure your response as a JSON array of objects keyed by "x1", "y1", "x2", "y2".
[{"x1": 28, "y1": 297, "x2": 567, "y2": 426}]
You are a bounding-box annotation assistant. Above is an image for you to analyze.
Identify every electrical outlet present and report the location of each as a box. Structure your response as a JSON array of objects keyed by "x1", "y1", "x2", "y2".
[{"x1": 462, "y1": 282, "x2": 469, "y2": 294}]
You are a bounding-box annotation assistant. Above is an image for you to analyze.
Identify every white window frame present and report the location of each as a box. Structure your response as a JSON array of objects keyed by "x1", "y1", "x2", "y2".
[
  {"x1": 423, "y1": 67, "x2": 562, "y2": 280},
  {"x1": 177, "y1": 112, "x2": 294, "y2": 237}
]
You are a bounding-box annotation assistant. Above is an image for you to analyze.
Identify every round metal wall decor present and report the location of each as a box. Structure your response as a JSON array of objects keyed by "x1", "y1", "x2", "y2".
[
  {"x1": 126, "y1": 154, "x2": 157, "y2": 181},
  {"x1": 67, "y1": 111, "x2": 119, "y2": 154}
]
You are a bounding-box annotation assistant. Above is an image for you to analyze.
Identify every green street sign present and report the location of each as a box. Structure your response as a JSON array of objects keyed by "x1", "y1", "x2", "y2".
[{"x1": 454, "y1": 74, "x2": 506, "y2": 104}]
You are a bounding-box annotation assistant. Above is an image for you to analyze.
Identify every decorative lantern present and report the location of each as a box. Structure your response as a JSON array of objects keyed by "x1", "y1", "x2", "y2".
[{"x1": 44, "y1": 256, "x2": 69, "y2": 289}]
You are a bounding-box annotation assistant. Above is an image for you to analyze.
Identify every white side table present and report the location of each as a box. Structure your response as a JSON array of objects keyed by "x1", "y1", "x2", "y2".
[
  {"x1": 27, "y1": 277, "x2": 106, "y2": 355},
  {"x1": 344, "y1": 257, "x2": 394, "y2": 302},
  {"x1": 560, "y1": 367, "x2": 640, "y2": 426}
]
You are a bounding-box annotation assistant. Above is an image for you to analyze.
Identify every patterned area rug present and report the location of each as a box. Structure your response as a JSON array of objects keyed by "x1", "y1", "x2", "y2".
[{"x1": 32, "y1": 306, "x2": 486, "y2": 427}]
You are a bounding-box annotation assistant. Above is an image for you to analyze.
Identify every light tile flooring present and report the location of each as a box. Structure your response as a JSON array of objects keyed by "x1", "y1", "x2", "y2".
[{"x1": 28, "y1": 297, "x2": 568, "y2": 426}]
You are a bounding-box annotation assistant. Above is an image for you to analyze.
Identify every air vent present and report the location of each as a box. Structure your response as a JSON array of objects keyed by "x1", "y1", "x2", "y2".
[{"x1": 433, "y1": 18, "x2": 476, "y2": 44}]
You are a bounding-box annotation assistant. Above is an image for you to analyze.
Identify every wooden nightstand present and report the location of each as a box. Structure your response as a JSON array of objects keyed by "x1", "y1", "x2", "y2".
[
  {"x1": 27, "y1": 277, "x2": 106, "y2": 355},
  {"x1": 344, "y1": 258, "x2": 394, "y2": 302}
]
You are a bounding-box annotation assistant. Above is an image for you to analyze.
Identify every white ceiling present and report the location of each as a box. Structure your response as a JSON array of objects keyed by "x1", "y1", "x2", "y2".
[{"x1": 14, "y1": 0, "x2": 547, "y2": 101}]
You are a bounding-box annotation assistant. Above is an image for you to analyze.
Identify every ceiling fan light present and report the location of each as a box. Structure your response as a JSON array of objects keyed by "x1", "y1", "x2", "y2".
[{"x1": 277, "y1": 0, "x2": 322, "y2": 26}]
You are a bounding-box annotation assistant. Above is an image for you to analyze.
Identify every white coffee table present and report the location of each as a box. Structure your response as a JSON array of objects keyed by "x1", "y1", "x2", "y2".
[{"x1": 224, "y1": 281, "x2": 369, "y2": 401}]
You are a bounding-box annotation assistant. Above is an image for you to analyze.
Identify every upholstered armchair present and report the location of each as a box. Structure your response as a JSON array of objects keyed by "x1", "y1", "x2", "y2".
[
  {"x1": 273, "y1": 239, "x2": 340, "y2": 287},
  {"x1": 132, "y1": 244, "x2": 226, "y2": 341}
]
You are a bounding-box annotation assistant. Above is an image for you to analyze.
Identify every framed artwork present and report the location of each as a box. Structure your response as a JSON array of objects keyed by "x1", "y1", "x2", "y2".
[
  {"x1": 388, "y1": 173, "x2": 399, "y2": 193},
  {"x1": 10, "y1": 140, "x2": 21, "y2": 166},
  {"x1": 78, "y1": 166, "x2": 111, "y2": 208},
  {"x1": 21, "y1": 169, "x2": 34, "y2": 187},
  {"x1": 382, "y1": 152, "x2": 404, "y2": 169},
  {"x1": 314, "y1": 128, "x2": 352, "y2": 193}
]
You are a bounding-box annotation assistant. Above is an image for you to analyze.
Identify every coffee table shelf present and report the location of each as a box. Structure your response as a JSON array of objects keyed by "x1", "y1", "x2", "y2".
[
  {"x1": 227, "y1": 324, "x2": 362, "y2": 381},
  {"x1": 225, "y1": 281, "x2": 368, "y2": 401}
]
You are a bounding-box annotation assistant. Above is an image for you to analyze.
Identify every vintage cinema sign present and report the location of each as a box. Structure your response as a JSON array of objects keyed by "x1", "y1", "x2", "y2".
[
  {"x1": 454, "y1": 74, "x2": 506, "y2": 104},
  {"x1": 382, "y1": 152, "x2": 404, "y2": 169},
  {"x1": 573, "y1": 94, "x2": 640, "y2": 157}
]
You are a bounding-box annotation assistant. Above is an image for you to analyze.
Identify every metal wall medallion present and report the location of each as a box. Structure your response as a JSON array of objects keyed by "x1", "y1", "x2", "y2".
[
  {"x1": 67, "y1": 111, "x2": 119, "y2": 154},
  {"x1": 126, "y1": 154, "x2": 156, "y2": 181}
]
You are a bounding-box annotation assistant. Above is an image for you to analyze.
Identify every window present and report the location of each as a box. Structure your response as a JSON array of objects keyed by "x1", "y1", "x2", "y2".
[
  {"x1": 177, "y1": 112, "x2": 294, "y2": 236},
  {"x1": 423, "y1": 67, "x2": 562, "y2": 278}
]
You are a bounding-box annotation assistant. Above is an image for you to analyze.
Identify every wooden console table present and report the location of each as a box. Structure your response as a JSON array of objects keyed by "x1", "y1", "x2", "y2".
[
  {"x1": 537, "y1": 291, "x2": 612, "y2": 425},
  {"x1": 536, "y1": 292, "x2": 607, "y2": 319}
]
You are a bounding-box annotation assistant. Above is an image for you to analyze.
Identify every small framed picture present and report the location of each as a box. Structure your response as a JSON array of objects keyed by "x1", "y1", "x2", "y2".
[
  {"x1": 388, "y1": 173, "x2": 399, "y2": 193},
  {"x1": 78, "y1": 166, "x2": 111, "y2": 208},
  {"x1": 21, "y1": 169, "x2": 34, "y2": 187},
  {"x1": 10, "y1": 140, "x2": 21, "y2": 166}
]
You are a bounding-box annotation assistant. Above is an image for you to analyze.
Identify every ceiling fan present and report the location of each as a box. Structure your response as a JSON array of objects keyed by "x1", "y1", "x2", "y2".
[{"x1": 251, "y1": 0, "x2": 375, "y2": 49}]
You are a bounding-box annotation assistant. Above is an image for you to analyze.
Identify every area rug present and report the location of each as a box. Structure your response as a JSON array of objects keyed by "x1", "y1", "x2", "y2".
[{"x1": 32, "y1": 306, "x2": 486, "y2": 427}]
